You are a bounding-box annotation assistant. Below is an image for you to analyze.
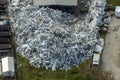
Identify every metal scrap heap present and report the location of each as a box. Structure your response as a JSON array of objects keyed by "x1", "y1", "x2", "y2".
[{"x1": 8, "y1": 0, "x2": 111, "y2": 70}]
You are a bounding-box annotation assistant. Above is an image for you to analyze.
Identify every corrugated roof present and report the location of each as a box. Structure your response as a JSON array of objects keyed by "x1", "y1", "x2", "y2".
[
  {"x1": 33, "y1": 0, "x2": 77, "y2": 6},
  {"x1": 2, "y1": 57, "x2": 15, "y2": 73}
]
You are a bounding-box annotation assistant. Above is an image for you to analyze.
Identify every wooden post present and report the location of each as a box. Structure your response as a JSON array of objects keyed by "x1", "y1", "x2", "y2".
[
  {"x1": 74, "y1": 6, "x2": 79, "y2": 16},
  {"x1": 74, "y1": 0, "x2": 79, "y2": 16}
]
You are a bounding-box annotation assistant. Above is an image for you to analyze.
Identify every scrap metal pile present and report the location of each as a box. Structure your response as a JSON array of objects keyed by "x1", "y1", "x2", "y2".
[{"x1": 8, "y1": 0, "x2": 111, "y2": 70}]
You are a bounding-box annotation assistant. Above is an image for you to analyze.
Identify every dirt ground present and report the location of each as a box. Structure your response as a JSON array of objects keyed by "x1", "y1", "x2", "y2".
[{"x1": 102, "y1": 16, "x2": 120, "y2": 80}]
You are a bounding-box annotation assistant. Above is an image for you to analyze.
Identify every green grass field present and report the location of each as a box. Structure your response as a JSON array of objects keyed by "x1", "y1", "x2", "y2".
[
  {"x1": 15, "y1": 56, "x2": 90, "y2": 80},
  {"x1": 14, "y1": 55, "x2": 114, "y2": 80}
]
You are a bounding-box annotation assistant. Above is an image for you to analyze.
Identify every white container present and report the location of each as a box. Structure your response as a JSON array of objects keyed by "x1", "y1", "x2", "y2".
[
  {"x1": 115, "y1": 6, "x2": 120, "y2": 17},
  {"x1": 1, "y1": 57, "x2": 15, "y2": 77},
  {"x1": 92, "y1": 54, "x2": 100, "y2": 65}
]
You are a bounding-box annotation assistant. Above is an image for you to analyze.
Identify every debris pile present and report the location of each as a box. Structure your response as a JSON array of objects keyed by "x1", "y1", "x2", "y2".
[{"x1": 9, "y1": 0, "x2": 111, "y2": 70}]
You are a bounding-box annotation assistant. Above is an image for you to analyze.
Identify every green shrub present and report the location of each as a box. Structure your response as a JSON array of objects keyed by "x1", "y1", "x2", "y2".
[
  {"x1": 69, "y1": 67, "x2": 79, "y2": 74},
  {"x1": 80, "y1": 7, "x2": 89, "y2": 12}
]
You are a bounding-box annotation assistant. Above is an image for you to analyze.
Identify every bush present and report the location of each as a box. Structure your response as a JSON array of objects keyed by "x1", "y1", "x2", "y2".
[
  {"x1": 80, "y1": 7, "x2": 89, "y2": 13},
  {"x1": 69, "y1": 67, "x2": 79, "y2": 74},
  {"x1": 105, "y1": 4, "x2": 115, "y2": 11}
]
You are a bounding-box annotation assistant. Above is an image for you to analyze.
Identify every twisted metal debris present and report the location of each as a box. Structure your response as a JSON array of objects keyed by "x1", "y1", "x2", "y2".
[{"x1": 9, "y1": 0, "x2": 111, "y2": 70}]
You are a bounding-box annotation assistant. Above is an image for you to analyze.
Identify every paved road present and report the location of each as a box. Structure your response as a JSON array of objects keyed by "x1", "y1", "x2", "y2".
[{"x1": 102, "y1": 17, "x2": 120, "y2": 80}]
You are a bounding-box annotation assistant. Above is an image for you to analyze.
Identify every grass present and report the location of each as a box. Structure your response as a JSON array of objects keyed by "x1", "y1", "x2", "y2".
[
  {"x1": 15, "y1": 55, "x2": 89, "y2": 80},
  {"x1": 107, "y1": 0, "x2": 120, "y2": 7},
  {"x1": 0, "y1": 78, "x2": 2, "y2": 80},
  {"x1": 14, "y1": 55, "x2": 114, "y2": 80},
  {"x1": 106, "y1": 0, "x2": 120, "y2": 11}
]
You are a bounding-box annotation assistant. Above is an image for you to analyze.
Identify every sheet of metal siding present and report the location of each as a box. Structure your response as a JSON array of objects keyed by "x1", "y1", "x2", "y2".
[
  {"x1": 2, "y1": 57, "x2": 15, "y2": 73},
  {"x1": 34, "y1": 0, "x2": 77, "y2": 6}
]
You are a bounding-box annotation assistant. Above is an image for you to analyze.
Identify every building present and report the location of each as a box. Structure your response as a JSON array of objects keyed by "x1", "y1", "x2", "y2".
[
  {"x1": 1, "y1": 57, "x2": 15, "y2": 77},
  {"x1": 115, "y1": 6, "x2": 120, "y2": 17},
  {"x1": 33, "y1": 0, "x2": 77, "y2": 6},
  {"x1": 33, "y1": 0, "x2": 78, "y2": 15},
  {"x1": 92, "y1": 54, "x2": 100, "y2": 65}
]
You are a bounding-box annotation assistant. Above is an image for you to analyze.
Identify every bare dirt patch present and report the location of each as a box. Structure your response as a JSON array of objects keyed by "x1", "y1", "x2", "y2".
[{"x1": 102, "y1": 17, "x2": 120, "y2": 80}]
